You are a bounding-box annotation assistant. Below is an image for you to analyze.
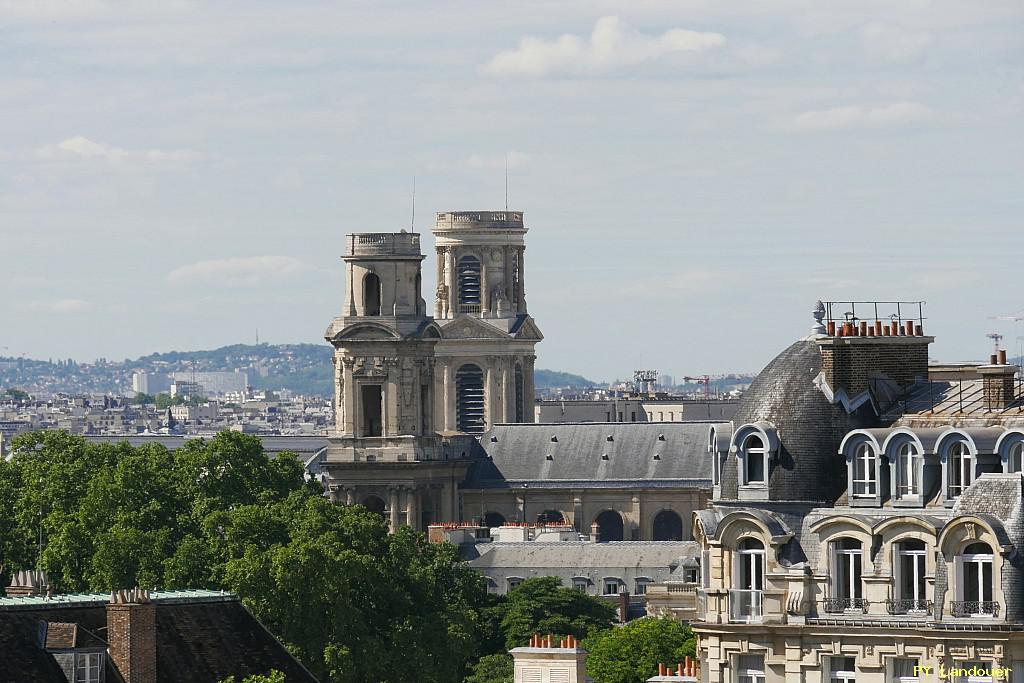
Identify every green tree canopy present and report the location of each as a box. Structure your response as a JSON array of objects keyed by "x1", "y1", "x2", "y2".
[
  {"x1": 464, "y1": 654, "x2": 513, "y2": 683},
  {"x1": 219, "y1": 670, "x2": 286, "y2": 683},
  {"x1": 583, "y1": 617, "x2": 696, "y2": 683},
  {"x1": 495, "y1": 577, "x2": 616, "y2": 651}
]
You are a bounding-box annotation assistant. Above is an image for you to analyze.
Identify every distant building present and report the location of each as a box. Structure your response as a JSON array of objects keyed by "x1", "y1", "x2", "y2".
[
  {"x1": 535, "y1": 398, "x2": 738, "y2": 424},
  {"x1": 169, "y1": 380, "x2": 203, "y2": 399},
  {"x1": 170, "y1": 370, "x2": 249, "y2": 396},
  {"x1": 0, "y1": 579, "x2": 317, "y2": 682},
  {"x1": 131, "y1": 370, "x2": 170, "y2": 395}
]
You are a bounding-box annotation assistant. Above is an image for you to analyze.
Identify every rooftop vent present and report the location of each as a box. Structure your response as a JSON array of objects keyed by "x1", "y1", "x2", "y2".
[
  {"x1": 601, "y1": 453, "x2": 609, "y2": 460},
  {"x1": 606, "y1": 435, "x2": 613, "y2": 442},
  {"x1": 490, "y1": 436, "x2": 498, "y2": 442},
  {"x1": 653, "y1": 453, "x2": 661, "y2": 460},
  {"x1": 550, "y1": 435, "x2": 558, "y2": 442},
  {"x1": 545, "y1": 454, "x2": 553, "y2": 460},
  {"x1": 658, "y1": 434, "x2": 666, "y2": 441}
]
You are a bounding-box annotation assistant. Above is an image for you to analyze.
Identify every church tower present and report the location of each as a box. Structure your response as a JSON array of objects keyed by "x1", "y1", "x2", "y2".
[
  {"x1": 323, "y1": 231, "x2": 469, "y2": 531},
  {"x1": 432, "y1": 211, "x2": 543, "y2": 433}
]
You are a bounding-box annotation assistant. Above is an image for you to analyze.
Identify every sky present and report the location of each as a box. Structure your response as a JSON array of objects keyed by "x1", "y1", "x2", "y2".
[{"x1": 1, "y1": 1, "x2": 1022, "y2": 382}]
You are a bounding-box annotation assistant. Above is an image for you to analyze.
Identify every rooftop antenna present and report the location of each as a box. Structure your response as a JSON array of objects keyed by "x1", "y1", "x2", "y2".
[
  {"x1": 255, "y1": 327, "x2": 259, "y2": 345},
  {"x1": 504, "y1": 154, "x2": 509, "y2": 211},
  {"x1": 410, "y1": 176, "x2": 416, "y2": 232},
  {"x1": 987, "y1": 332, "x2": 1004, "y2": 356}
]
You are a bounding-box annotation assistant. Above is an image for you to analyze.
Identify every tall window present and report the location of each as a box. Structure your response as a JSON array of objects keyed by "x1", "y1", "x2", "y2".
[
  {"x1": 603, "y1": 578, "x2": 622, "y2": 595},
  {"x1": 955, "y1": 542, "x2": 995, "y2": 617},
  {"x1": 897, "y1": 441, "x2": 921, "y2": 498},
  {"x1": 948, "y1": 441, "x2": 974, "y2": 499},
  {"x1": 829, "y1": 656, "x2": 856, "y2": 683},
  {"x1": 455, "y1": 364, "x2": 485, "y2": 433},
  {"x1": 736, "y1": 538, "x2": 765, "y2": 591},
  {"x1": 1008, "y1": 442, "x2": 1023, "y2": 473},
  {"x1": 736, "y1": 654, "x2": 765, "y2": 683},
  {"x1": 363, "y1": 272, "x2": 382, "y2": 316},
  {"x1": 852, "y1": 442, "x2": 877, "y2": 496},
  {"x1": 741, "y1": 434, "x2": 768, "y2": 485},
  {"x1": 710, "y1": 429, "x2": 721, "y2": 486},
  {"x1": 457, "y1": 255, "x2": 481, "y2": 310},
  {"x1": 829, "y1": 538, "x2": 863, "y2": 611},
  {"x1": 894, "y1": 540, "x2": 928, "y2": 612},
  {"x1": 76, "y1": 653, "x2": 103, "y2": 683},
  {"x1": 892, "y1": 658, "x2": 920, "y2": 683},
  {"x1": 360, "y1": 385, "x2": 383, "y2": 437},
  {"x1": 956, "y1": 662, "x2": 993, "y2": 683}
]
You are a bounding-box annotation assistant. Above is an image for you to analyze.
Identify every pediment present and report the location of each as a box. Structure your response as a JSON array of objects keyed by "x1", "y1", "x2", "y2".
[
  {"x1": 332, "y1": 322, "x2": 401, "y2": 341},
  {"x1": 440, "y1": 316, "x2": 510, "y2": 340},
  {"x1": 513, "y1": 317, "x2": 544, "y2": 341}
]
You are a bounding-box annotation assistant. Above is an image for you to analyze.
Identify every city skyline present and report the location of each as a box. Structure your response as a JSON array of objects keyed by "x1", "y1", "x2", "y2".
[{"x1": 2, "y1": 1, "x2": 1022, "y2": 379}]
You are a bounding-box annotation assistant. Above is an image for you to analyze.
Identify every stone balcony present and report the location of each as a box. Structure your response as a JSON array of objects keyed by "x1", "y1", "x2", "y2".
[
  {"x1": 434, "y1": 211, "x2": 524, "y2": 230},
  {"x1": 345, "y1": 232, "x2": 422, "y2": 257}
]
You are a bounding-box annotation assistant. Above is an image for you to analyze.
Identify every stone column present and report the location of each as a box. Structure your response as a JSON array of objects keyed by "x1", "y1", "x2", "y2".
[
  {"x1": 346, "y1": 259, "x2": 356, "y2": 316},
  {"x1": 406, "y1": 486, "x2": 420, "y2": 531},
  {"x1": 485, "y1": 358, "x2": 496, "y2": 430},
  {"x1": 501, "y1": 360, "x2": 511, "y2": 423},
  {"x1": 435, "y1": 248, "x2": 445, "y2": 318},
  {"x1": 446, "y1": 248, "x2": 457, "y2": 316},
  {"x1": 516, "y1": 246, "x2": 526, "y2": 313},
  {"x1": 524, "y1": 355, "x2": 536, "y2": 423},
  {"x1": 515, "y1": 494, "x2": 526, "y2": 522},
  {"x1": 389, "y1": 488, "x2": 400, "y2": 533},
  {"x1": 442, "y1": 360, "x2": 455, "y2": 432},
  {"x1": 504, "y1": 246, "x2": 513, "y2": 307},
  {"x1": 342, "y1": 358, "x2": 356, "y2": 435},
  {"x1": 345, "y1": 487, "x2": 355, "y2": 506},
  {"x1": 573, "y1": 495, "x2": 583, "y2": 533},
  {"x1": 385, "y1": 358, "x2": 399, "y2": 436},
  {"x1": 480, "y1": 258, "x2": 490, "y2": 317},
  {"x1": 333, "y1": 355, "x2": 344, "y2": 433},
  {"x1": 631, "y1": 494, "x2": 642, "y2": 541}
]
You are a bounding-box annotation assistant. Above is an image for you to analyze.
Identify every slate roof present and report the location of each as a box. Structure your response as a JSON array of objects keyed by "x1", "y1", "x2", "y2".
[
  {"x1": 722, "y1": 339, "x2": 881, "y2": 503},
  {"x1": 464, "y1": 422, "x2": 719, "y2": 489},
  {"x1": 0, "y1": 592, "x2": 318, "y2": 683},
  {"x1": 463, "y1": 541, "x2": 699, "y2": 568},
  {"x1": 893, "y1": 379, "x2": 1024, "y2": 420}
]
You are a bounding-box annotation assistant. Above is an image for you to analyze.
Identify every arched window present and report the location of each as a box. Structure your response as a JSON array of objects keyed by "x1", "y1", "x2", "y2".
[
  {"x1": 361, "y1": 495, "x2": 386, "y2": 516},
  {"x1": 458, "y1": 255, "x2": 481, "y2": 311},
  {"x1": 948, "y1": 441, "x2": 974, "y2": 499},
  {"x1": 732, "y1": 538, "x2": 765, "y2": 623},
  {"x1": 892, "y1": 539, "x2": 928, "y2": 613},
  {"x1": 483, "y1": 512, "x2": 506, "y2": 528},
  {"x1": 514, "y1": 364, "x2": 525, "y2": 423},
  {"x1": 536, "y1": 510, "x2": 564, "y2": 525},
  {"x1": 455, "y1": 364, "x2": 485, "y2": 433},
  {"x1": 896, "y1": 441, "x2": 921, "y2": 498},
  {"x1": 852, "y1": 442, "x2": 877, "y2": 497},
  {"x1": 363, "y1": 272, "x2": 382, "y2": 316},
  {"x1": 1008, "y1": 441, "x2": 1023, "y2": 473},
  {"x1": 593, "y1": 510, "x2": 624, "y2": 542},
  {"x1": 653, "y1": 510, "x2": 684, "y2": 541},
  {"x1": 827, "y1": 538, "x2": 864, "y2": 612},
  {"x1": 741, "y1": 434, "x2": 768, "y2": 485},
  {"x1": 954, "y1": 542, "x2": 996, "y2": 617}
]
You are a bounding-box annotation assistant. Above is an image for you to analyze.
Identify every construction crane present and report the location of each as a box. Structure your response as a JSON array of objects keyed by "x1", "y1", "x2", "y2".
[
  {"x1": 682, "y1": 375, "x2": 711, "y2": 399},
  {"x1": 987, "y1": 332, "x2": 1004, "y2": 355},
  {"x1": 991, "y1": 315, "x2": 1024, "y2": 322}
]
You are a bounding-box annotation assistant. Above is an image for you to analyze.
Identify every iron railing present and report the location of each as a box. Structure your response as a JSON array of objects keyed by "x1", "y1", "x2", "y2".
[
  {"x1": 821, "y1": 597, "x2": 869, "y2": 614},
  {"x1": 886, "y1": 598, "x2": 932, "y2": 615},
  {"x1": 950, "y1": 600, "x2": 1000, "y2": 617}
]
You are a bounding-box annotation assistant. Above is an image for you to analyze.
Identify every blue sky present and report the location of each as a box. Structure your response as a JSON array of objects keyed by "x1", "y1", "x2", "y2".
[{"x1": 1, "y1": 1, "x2": 1022, "y2": 381}]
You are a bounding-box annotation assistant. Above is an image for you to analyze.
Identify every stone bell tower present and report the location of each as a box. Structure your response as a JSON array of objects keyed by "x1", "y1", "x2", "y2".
[
  {"x1": 432, "y1": 211, "x2": 543, "y2": 434},
  {"x1": 323, "y1": 231, "x2": 470, "y2": 532}
]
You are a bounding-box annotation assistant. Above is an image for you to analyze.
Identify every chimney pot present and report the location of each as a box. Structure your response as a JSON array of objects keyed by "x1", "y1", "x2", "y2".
[
  {"x1": 905, "y1": 320, "x2": 914, "y2": 336},
  {"x1": 859, "y1": 321, "x2": 867, "y2": 336},
  {"x1": 827, "y1": 321, "x2": 836, "y2": 336},
  {"x1": 999, "y1": 349, "x2": 1008, "y2": 365},
  {"x1": 991, "y1": 354, "x2": 998, "y2": 365},
  {"x1": 874, "y1": 320, "x2": 883, "y2": 336}
]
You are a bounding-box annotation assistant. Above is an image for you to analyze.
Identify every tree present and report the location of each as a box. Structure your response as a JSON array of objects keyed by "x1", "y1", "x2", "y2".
[
  {"x1": 464, "y1": 654, "x2": 513, "y2": 683},
  {"x1": 4, "y1": 388, "x2": 30, "y2": 403},
  {"x1": 583, "y1": 617, "x2": 696, "y2": 683},
  {"x1": 133, "y1": 392, "x2": 155, "y2": 405},
  {"x1": 495, "y1": 577, "x2": 616, "y2": 651}
]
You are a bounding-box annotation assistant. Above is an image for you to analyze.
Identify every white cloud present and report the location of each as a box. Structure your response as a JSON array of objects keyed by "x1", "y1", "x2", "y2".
[
  {"x1": 466, "y1": 151, "x2": 530, "y2": 169},
  {"x1": 483, "y1": 16, "x2": 725, "y2": 77},
  {"x1": 790, "y1": 101, "x2": 933, "y2": 131},
  {"x1": 860, "y1": 22, "x2": 932, "y2": 64},
  {"x1": 18, "y1": 298, "x2": 95, "y2": 313},
  {"x1": 35, "y1": 136, "x2": 200, "y2": 163},
  {"x1": 167, "y1": 256, "x2": 314, "y2": 286}
]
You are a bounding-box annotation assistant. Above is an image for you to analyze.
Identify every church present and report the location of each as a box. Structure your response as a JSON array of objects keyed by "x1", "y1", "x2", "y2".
[{"x1": 321, "y1": 210, "x2": 714, "y2": 540}]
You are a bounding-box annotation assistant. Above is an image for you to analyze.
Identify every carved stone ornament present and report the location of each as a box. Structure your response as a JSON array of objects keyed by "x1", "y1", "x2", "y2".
[{"x1": 964, "y1": 522, "x2": 977, "y2": 540}]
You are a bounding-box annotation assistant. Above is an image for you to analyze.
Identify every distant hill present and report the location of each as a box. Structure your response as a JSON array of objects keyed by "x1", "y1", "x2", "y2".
[{"x1": 1, "y1": 343, "x2": 598, "y2": 398}]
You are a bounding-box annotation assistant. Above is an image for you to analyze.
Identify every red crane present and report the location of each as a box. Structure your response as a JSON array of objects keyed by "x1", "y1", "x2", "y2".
[{"x1": 682, "y1": 375, "x2": 711, "y2": 399}]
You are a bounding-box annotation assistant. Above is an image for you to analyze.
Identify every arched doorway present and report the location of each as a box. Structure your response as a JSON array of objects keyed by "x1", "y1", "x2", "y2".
[
  {"x1": 483, "y1": 512, "x2": 506, "y2": 528},
  {"x1": 456, "y1": 364, "x2": 486, "y2": 433},
  {"x1": 652, "y1": 510, "x2": 684, "y2": 541},
  {"x1": 593, "y1": 510, "x2": 624, "y2": 542},
  {"x1": 363, "y1": 272, "x2": 382, "y2": 316},
  {"x1": 361, "y1": 495, "x2": 386, "y2": 516},
  {"x1": 537, "y1": 510, "x2": 564, "y2": 525}
]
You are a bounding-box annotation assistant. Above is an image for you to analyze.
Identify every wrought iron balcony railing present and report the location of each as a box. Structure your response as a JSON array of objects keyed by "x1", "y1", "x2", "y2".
[
  {"x1": 886, "y1": 598, "x2": 932, "y2": 615},
  {"x1": 950, "y1": 600, "x2": 1000, "y2": 618},
  {"x1": 821, "y1": 597, "x2": 869, "y2": 614}
]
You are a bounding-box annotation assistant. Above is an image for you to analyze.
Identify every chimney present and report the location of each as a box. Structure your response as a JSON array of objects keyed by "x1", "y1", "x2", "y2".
[
  {"x1": 618, "y1": 589, "x2": 630, "y2": 623},
  {"x1": 979, "y1": 354, "x2": 1017, "y2": 411},
  {"x1": 4, "y1": 569, "x2": 49, "y2": 598},
  {"x1": 107, "y1": 588, "x2": 157, "y2": 683}
]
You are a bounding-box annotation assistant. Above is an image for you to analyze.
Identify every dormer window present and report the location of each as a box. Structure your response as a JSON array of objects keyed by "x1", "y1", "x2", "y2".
[
  {"x1": 1009, "y1": 442, "x2": 1023, "y2": 473},
  {"x1": 826, "y1": 538, "x2": 865, "y2": 612},
  {"x1": 741, "y1": 435, "x2": 767, "y2": 486},
  {"x1": 896, "y1": 441, "x2": 921, "y2": 499},
  {"x1": 76, "y1": 652, "x2": 103, "y2": 683},
  {"x1": 852, "y1": 442, "x2": 877, "y2": 497},
  {"x1": 947, "y1": 441, "x2": 974, "y2": 499},
  {"x1": 953, "y1": 542, "x2": 996, "y2": 617}
]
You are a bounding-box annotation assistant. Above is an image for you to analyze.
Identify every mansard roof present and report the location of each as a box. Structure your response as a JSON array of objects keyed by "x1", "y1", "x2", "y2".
[{"x1": 464, "y1": 422, "x2": 718, "y2": 488}]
